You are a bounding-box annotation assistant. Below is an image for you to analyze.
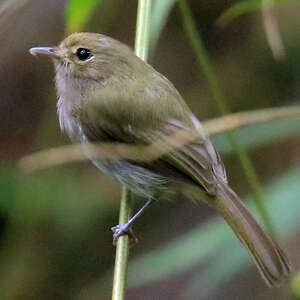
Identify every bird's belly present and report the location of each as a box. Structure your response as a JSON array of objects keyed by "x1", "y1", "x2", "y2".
[
  {"x1": 90, "y1": 158, "x2": 168, "y2": 198},
  {"x1": 74, "y1": 129, "x2": 169, "y2": 198}
]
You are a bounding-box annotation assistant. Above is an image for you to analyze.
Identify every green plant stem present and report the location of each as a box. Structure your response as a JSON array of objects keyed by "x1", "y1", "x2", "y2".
[
  {"x1": 178, "y1": 0, "x2": 276, "y2": 238},
  {"x1": 203, "y1": 106, "x2": 300, "y2": 135},
  {"x1": 111, "y1": 1, "x2": 152, "y2": 300},
  {"x1": 135, "y1": 0, "x2": 152, "y2": 60},
  {"x1": 112, "y1": 187, "x2": 132, "y2": 300}
]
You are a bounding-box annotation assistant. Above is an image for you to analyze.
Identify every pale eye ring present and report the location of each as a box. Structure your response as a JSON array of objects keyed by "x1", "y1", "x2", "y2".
[{"x1": 76, "y1": 48, "x2": 92, "y2": 61}]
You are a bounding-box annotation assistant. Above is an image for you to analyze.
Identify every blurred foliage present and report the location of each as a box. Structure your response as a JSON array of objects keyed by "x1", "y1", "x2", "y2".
[
  {"x1": 291, "y1": 272, "x2": 300, "y2": 299},
  {"x1": 66, "y1": 0, "x2": 103, "y2": 33},
  {"x1": 0, "y1": 0, "x2": 28, "y2": 33},
  {"x1": 127, "y1": 165, "x2": 300, "y2": 291},
  {"x1": 212, "y1": 118, "x2": 300, "y2": 154},
  {"x1": 180, "y1": 0, "x2": 278, "y2": 238},
  {"x1": 0, "y1": 0, "x2": 27, "y2": 12},
  {"x1": 217, "y1": 0, "x2": 297, "y2": 27},
  {"x1": 1, "y1": 0, "x2": 300, "y2": 299},
  {"x1": 149, "y1": 0, "x2": 176, "y2": 52}
]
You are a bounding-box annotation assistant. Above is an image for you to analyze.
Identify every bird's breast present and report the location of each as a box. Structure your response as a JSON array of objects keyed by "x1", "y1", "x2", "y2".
[
  {"x1": 57, "y1": 96, "x2": 83, "y2": 143},
  {"x1": 56, "y1": 73, "x2": 87, "y2": 142}
]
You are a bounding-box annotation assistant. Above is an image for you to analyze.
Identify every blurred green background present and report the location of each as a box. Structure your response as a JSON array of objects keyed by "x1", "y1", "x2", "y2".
[{"x1": 0, "y1": 0, "x2": 300, "y2": 299}]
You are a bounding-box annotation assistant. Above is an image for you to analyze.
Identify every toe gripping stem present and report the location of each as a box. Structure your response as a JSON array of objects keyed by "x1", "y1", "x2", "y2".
[{"x1": 111, "y1": 199, "x2": 153, "y2": 245}]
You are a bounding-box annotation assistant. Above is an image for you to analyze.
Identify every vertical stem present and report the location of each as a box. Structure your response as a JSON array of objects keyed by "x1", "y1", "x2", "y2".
[
  {"x1": 135, "y1": 0, "x2": 152, "y2": 60},
  {"x1": 262, "y1": 0, "x2": 286, "y2": 61},
  {"x1": 111, "y1": 1, "x2": 152, "y2": 300},
  {"x1": 112, "y1": 187, "x2": 132, "y2": 300},
  {"x1": 178, "y1": 0, "x2": 276, "y2": 238}
]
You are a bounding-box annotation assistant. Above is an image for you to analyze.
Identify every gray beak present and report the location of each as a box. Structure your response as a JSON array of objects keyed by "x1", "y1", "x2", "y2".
[{"x1": 29, "y1": 47, "x2": 59, "y2": 58}]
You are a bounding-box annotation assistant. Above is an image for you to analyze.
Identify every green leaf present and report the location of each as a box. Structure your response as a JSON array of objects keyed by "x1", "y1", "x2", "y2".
[
  {"x1": 66, "y1": 0, "x2": 103, "y2": 34},
  {"x1": 126, "y1": 165, "x2": 300, "y2": 292},
  {"x1": 150, "y1": 0, "x2": 176, "y2": 52},
  {"x1": 0, "y1": 165, "x2": 18, "y2": 213},
  {"x1": 1, "y1": 0, "x2": 24, "y2": 8},
  {"x1": 291, "y1": 272, "x2": 300, "y2": 299},
  {"x1": 212, "y1": 118, "x2": 300, "y2": 154},
  {"x1": 0, "y1": 0, "x2": 27, "y2": 18},
  {"x1": 217, "y1": 0, "x2": 296, "y2": 27}
]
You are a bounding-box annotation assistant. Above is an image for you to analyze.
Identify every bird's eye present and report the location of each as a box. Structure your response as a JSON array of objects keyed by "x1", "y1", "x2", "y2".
[{"x1": 76, "y1": 48, "x2": 92, "y2": 61}]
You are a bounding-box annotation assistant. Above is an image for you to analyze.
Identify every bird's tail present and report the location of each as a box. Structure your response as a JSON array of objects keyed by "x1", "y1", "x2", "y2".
[{"x1": 214, "y1": 181, "x2": 291, "y2": 287}]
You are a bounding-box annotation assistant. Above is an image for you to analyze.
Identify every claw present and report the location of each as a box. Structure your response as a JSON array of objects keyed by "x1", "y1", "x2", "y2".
[{"x1": 111, "y1": 224, "x2": 139, "y2": 245}]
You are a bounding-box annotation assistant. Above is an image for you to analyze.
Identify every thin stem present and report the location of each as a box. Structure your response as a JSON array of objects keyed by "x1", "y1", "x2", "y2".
[
  {"x1": 19, "y1": 105, "x2": 300, "y2": 173},
  {"x1": 111, "y1": 1, "x2": 152, "y2": 300},
  {"x1": 178, "y1": 0, "x2": 276, "y2": 238},
  {"x1": 203, "y1": 106, "x2": 300, "y2": 135},
  {"x1": 262, "y1": 0, "x2": 286, "y2": 61},
  {"x1": 135, "y1": 0, "x2": 152, "y2": 61},
  {"x1": 112, "y1": 187, "x2": 132, "y2": 300}
]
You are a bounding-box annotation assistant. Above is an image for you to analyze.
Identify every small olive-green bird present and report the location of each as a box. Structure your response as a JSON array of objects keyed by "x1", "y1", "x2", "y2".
[{"x1": 30, "y1": 32, "x2": 290, "y2": 287}]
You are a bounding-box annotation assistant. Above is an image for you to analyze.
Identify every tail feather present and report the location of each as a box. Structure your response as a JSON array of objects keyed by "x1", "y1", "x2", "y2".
[{"x1": 215, "y1": 182, "x2": 291, "y2": 287}]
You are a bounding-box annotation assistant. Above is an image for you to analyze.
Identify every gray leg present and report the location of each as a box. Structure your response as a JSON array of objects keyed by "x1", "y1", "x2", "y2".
[{"x1": 111, "y1": 199, "x2": 153, "y2": 245}]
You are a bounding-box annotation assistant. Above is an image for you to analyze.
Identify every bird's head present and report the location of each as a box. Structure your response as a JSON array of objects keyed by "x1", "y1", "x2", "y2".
[{"x1": 29, "y1": 32, "x2": 135, "y2": 82}]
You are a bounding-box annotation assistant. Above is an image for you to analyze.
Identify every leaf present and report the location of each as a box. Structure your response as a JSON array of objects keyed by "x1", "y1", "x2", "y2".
[
  {"x1": 217, "y1": 0, "x2": 296, "y2": 27},
  {"x1": 0, "y1": 0, "x2": 28, "y2": 22},
  {"x1": 0, "y1": 165, "x2": 18, "y2": 213},
  {"x1": 126, "y1": 165, "x2": 300, "y2": 293},
  {"x1": 291, "y1": 272, "x2": 300, "y2": 299},
  {"x1": 0, "y1": 0, "x2": 25, "y2": 11},
  {"x1": 212, "y1": 118, "x2": 300, "y2": 154},
  {"x1": 182, "y1": 164, "x2": 300, "y2": 298},
  {"x1": 66, "y1": 0, "x2": 103, "y2": 34},
  {"x1": 150, "y1": 0, "x2": 176, "y2": 52},
  {"x1": 181, "y1": 241, "x2": 247, "y2": 299}
]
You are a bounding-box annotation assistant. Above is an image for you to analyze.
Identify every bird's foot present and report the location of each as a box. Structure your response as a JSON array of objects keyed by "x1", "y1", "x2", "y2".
[{"x1": 111, "y1": 223, "x2": 139, "y2": 246}]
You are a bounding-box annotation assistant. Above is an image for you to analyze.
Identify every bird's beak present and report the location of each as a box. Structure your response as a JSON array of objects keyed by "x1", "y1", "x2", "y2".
[{"x1": 29, "y1": 47, "x2": 59, "y2": 58}]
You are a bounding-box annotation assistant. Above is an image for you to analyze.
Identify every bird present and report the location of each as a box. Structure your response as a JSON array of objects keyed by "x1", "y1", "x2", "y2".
[{"x1": 29, "y1": 32, "x2": 291, "y2": 287}]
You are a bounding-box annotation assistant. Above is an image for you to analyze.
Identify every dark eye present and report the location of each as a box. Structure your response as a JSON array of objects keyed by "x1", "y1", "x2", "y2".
[{"x1": 76, "y1": 48, "x2": 92, "y2": 61}]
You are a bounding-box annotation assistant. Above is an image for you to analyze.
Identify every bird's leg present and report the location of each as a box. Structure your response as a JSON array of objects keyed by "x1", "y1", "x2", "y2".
[{"x1": 111, "y1": 199, "x2": 153, "y2": 245}]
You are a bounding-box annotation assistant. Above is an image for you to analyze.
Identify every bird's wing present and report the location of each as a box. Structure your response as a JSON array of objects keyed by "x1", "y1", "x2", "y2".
[
  {"x1": 141, "y1": 119, "x2": 228, "y2": 194},
  {"x1": 80, "y1": 99, "x2": 227, "y2": 194},
  {"x1": 79, "y1": 70, "x2": 227, "y2": 193}
]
